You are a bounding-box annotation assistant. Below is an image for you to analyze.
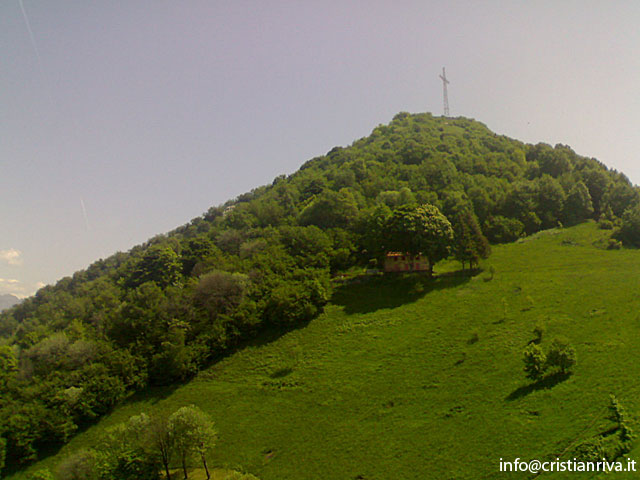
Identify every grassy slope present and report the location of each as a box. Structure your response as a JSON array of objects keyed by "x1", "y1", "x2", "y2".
[{"x1": 13, "y1": 222, "x2": 640, "y2": 479}]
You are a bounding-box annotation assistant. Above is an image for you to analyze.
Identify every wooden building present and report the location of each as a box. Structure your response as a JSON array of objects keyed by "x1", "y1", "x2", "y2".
[{"x1": 383, "y1": 252, "x2": 430, "y2": 273}]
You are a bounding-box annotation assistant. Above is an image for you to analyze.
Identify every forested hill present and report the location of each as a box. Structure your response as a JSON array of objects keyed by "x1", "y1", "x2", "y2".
[{"x1": 1, "y1": 112, "x2": 639, "y2": 471}]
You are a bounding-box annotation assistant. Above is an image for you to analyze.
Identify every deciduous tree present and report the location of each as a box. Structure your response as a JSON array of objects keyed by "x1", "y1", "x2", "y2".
[
  {"x1": 452, "y1": 210, "x2": 490, "y2": 270},
  {"x1": 168, "y1": 405, "x2": 217, "y2": 480},
  {"x1": 383, "y1": 204, "x2": 454, "y2": 275}
]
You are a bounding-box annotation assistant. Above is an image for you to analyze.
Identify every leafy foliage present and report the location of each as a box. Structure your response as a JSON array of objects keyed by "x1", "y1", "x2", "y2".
[
  {"x1": 9, "y1": 222, "x2": 640, "y2": 480},
  {"x1": 168, "y1": 405, "x2": 217, "y2": 479},
  {"x1": 546, "y1": 337, "x2": 577, "y2": 374},
  {"x1": 452, "y1": 210, "x2": 490, "y2": 269},
  {"x1": 614, "y1": 204, "x2": 640, "y2": 247},
  {"x1": 382, "y1": 204, "x2": 454, "y2": 274},
  {"x1": 0, "y1": 112, "x2": 637, "y2": 472},
  {"x1": 522, "y1": 344, "x2": 547, "y2": 380}
]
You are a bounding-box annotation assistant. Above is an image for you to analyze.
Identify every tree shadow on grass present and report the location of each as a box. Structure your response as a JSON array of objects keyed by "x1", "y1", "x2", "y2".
[
  {"x1": 10, "y1": 271, "x2": 475, "y2": 476},
  {"x1": 331, "y1": 270, "x2": 475, "y2": 315},
  {"x1": 505, "y1": 371, "x2": 572, "y2": 401}
]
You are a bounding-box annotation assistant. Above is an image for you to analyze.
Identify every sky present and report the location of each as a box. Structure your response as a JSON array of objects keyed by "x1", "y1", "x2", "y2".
[{"x1": 2, "y1": 0, "x2": 640, "y2": 297}]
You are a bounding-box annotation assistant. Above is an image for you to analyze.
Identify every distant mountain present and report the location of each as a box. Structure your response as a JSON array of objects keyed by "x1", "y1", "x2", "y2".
[{"x1": 0, "y1": 293, "x2": 19, "y2": 311}]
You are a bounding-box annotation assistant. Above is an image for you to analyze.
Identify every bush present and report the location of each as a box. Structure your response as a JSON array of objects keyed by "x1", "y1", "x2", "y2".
[
  {"x1": 523, "y1": 344, "x2": 547, "y2": 380},
  {"x1": 607, "y1": 238, "x2": 622, "y2": 250},
  {"x1": 264, "y1": 277, "x2": 330, "y2": 326},
  {"x1": 598, "y1": 218, "x2": 615, "y2": 230},
  {"x1": 484, "y1": 216, "x2": 524, "y2": 243},
  {"x1": 27, "y1": 469, "x2": 54, "y2": 480},
  {"x1": 546, "y1": 337, "x2": 577, "y2": 374}
]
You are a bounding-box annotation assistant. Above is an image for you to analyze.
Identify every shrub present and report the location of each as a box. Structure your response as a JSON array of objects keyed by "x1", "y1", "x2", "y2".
[
  {"x1": 264, "y1": 278, "x2": 329, "y2": 325},
  {"x1": 546, "y1": 337, "x2": 577, "y2": 374},
  {"x1": 607, "y1": 238, "x2": 622, "y2": 250},
  {"x1": 484, "y1": 216, "x2": 524, "y2": 243},
  {"x1": 598, "y1": 217, "x2": 615, "y2": 230},
  {"x1": 523, "y1": 344, "x2": 547, "y2": 380},
  {"x1": 27, "y1": 469, "x2": 54, "y2": 480}
]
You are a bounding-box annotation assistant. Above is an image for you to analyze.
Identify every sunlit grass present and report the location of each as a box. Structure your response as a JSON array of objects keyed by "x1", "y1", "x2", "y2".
[{"x1": 14, "y1": 221, "x2": 640, "y2": 479}]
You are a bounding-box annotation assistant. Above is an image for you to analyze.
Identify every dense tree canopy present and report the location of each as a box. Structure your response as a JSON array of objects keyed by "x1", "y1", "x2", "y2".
[
  {"x1": 383, "y1": 204, "x2": 454, "y2": 275},
  {"x1": 1, "y1": 112, "x2": 638, "y2": 473}
]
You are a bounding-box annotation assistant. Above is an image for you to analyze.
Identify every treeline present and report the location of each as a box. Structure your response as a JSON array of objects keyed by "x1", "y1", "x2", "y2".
[{"x1": 1, "y1": 112, "x2": 639, "y2": 471}]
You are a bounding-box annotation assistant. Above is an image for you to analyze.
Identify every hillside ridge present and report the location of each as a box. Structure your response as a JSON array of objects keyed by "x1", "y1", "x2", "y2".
[{"x1": 1, "y1": 112, "x2": 639, "y2": 476}]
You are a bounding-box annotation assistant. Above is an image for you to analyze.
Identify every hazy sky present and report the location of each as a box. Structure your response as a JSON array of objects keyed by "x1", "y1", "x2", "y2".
[{"x1": 2, "y1": 1, "x2": 640, "y2": 297}]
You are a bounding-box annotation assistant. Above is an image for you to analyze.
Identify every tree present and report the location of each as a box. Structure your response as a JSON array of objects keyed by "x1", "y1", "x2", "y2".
[
  {"x1": 357, "y1": 204, "x2": 392, "y2": 264},
  {"x1": 527, "y1": 143, "x2": 572, "y2": 178},
  {"x1": 263, "y1": 271, "x2": 331, "y2": 326},
  {"x1": 546, "y1": 338, "x2": 577, "y2": 374},
  {"x1": 581, "y1": 168, "x2": 610, "y2": 214},
  {"x1": 180, "y1": 237, "x2": 220, "y2": 276},
  {"x1": 0, "y1": 401, "x2": 48, "y2": 463},
  {"x1": 467, "y1": 186, "x2": 493, "y2": 224},
  {"x1": 523, "y1": 344, "x2": 547, "y2": 380},
  {"x1": 146, "y1": 414, "x2": 174, "y2": 480},
  {"x1": 195, "y1": 271, "x2": 248, "y2": 317},
  {"x1": 126, "y1": 245, "x2": 182, "y2": 289},
  {"x1": 95, "y1": 413, "x2": 160, "y2": 480},
  {"x1": 484, "y1": 216, "x2": 524, "y2": 243},
  {"x1": 0, "y1": 345, "x2": 17, "y2": 389},
  {"x1": 614, "y1": 204, "x2": 640, "y2": 247},
  {"x1": 150, "y1": 321, "x2": 196, "y2": 385},
  {"x1": 504, "y1": 181, "x2": 540, "y2": 234},
  {"x1": 299, "y1": 190, "x2": 358, "y2": 229},
  {"x1": 452, "y1": 210, "x2": 490, "y2": 270},
  {"x1": 168, "y1": 405, "x2": 217, "y2": 480},
  {"x1": 537, "y1": 175, "x2": 566, "y2": 228},
  {"x1": 278, "y1": 225, "x2": 333, "y2": 269},
  {"x1": 602, "y1": 180, "x2": 639, "y2": 217},
  {"x1": 563, "y1": 181, "x2": 594, "y2": 225},
  {"x1": 383, "y1": 204, "x2": 454, "y2": 275}
]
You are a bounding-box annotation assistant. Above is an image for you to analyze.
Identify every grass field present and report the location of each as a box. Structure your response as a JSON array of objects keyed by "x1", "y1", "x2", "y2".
[{"x1": 12, "y1": 221, "x2": 640, "y2": 479}]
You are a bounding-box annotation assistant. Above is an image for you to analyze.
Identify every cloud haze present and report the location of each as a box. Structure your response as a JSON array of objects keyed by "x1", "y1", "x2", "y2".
[
  {"x1": 0, "y1": 249, "x2": 23, "y2": 267},
  {"x1": 0, "y1": 277, "x2": 43, "y2": 298}
]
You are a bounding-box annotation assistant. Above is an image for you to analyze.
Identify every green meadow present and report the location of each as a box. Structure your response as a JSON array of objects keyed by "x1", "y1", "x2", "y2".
[{"x1": 13, "y1": 222, "x2": 640, "y2": 479}]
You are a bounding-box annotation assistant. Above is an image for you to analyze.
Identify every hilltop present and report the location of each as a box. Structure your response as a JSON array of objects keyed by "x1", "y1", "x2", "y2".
[{"x1": 1, "y1": 112, "x2": 640, "y2": 477}]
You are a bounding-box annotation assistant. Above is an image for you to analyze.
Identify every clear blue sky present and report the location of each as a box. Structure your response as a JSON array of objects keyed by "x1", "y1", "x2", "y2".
[{"x1": 2, "y1": 0, "x2": 640, "y2": 297}]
